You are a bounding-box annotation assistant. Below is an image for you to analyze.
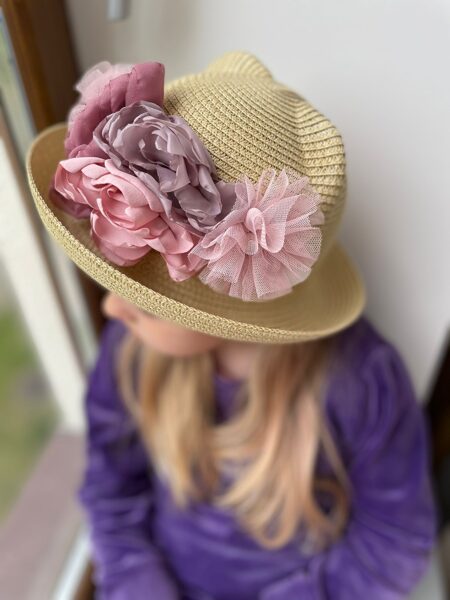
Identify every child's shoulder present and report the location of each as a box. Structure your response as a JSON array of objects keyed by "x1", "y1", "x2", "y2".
[
  {"x1": 99, "y1": 316, "x2": 129, "y2": 351},
  {"x1": 331, "y1": 313, "x2": 413, "y2": 380},
  {"x1": 332, "y1": 313, "x2": 395, "y2": 369},
  {"x1": 86, "y1": 317, "x2": 129, "y2": 404},
  {"x1": 93, "y1": 317, "x2": 129, "y2": 373},
  {"x1": 325, "y1": 314, "x2": 420, "y2": 456}
]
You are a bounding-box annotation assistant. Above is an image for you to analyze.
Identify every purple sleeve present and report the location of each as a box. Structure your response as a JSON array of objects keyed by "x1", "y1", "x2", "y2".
[
  {"x1": 260, "y1": 343, "x2": 437, "y2": 600},
  {"x1": 77, "y1": 319, "x2": 180, "y2": 600}
]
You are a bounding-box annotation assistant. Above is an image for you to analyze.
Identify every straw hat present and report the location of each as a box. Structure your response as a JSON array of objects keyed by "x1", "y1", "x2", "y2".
[{"x1": 26, "y1": 51, "x2": 366, "y2": 343}]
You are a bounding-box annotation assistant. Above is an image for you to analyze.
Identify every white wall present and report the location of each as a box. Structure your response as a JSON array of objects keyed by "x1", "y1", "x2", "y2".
[{"x1": 64, "y1": 0, "x2": 450, "y2": 401}]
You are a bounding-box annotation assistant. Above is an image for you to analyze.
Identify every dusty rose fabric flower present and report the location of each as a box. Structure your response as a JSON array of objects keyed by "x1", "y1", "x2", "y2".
[
  {"x1": 67, "y1": 61, "x2": 132, "y2": 129},
  {"x1": 50, "y1": 156, "x2": 104, "y2": 218},
  {"x1": 93, "y1": 100, "x2": 227, "y2": 233},
  {"x1": 65, "y1": 61, "x2": 165, "y2": 159},
  {"x1": 188, "y1": 169, "x2": 325, "y2": 301},
  {"x1": 50, "y1": 156, "x2": 199, "y2": 279}
]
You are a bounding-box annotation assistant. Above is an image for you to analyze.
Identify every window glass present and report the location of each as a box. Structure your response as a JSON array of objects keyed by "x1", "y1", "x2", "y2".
[{"x1": 0, "y1": 261, "x2": 58, "y2": 521}]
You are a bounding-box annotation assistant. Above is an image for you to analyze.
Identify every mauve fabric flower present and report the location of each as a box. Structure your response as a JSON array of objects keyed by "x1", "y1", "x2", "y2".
[
  {"x1": 50, "y1": 156, "x2": 199, "y2": 279},
  {"x1": 93, "y1": 100, "x2": 227, "y2": 233},
  {"x1": 65, "y1": 62, "x2": 165, "y2": 159},
  {"x1": 188, "y1": 169, "x2": 325, "y2": 301}
]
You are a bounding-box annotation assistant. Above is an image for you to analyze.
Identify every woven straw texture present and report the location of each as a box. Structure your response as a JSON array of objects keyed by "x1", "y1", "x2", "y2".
[{"x1": 26, "y1": 51, "x2": 366, "y2": 343}]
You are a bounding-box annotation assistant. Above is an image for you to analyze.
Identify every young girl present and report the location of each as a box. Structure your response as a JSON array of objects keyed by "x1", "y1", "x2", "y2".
[{"x1": 26, "y1": 51, "x2": 436, "y2": 599}]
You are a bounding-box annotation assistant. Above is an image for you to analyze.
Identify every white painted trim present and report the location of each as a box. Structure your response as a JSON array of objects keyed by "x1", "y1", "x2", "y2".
[
  {"x1": 52, "y1": 527, "x2": 90, "y2": 600},
  {"x1": 45, "y1": 241, "x2": 98, "y2": 370},
  {"x1": 0, "y1": 110, "x2": 86, "y2": 431}
]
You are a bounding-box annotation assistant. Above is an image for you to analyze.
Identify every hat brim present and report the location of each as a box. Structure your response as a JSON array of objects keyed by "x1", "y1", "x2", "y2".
[{"x1": 26, "y1": 123, "x2": 366, "y2": 343}]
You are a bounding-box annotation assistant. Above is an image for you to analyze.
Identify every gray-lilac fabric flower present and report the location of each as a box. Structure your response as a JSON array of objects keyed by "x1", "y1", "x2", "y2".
[{"x1": 93, "y1": 101, "x2": 233, "y2": 233}]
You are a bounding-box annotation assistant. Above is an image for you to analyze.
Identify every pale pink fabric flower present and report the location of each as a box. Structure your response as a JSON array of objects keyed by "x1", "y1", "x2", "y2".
[
  {"x1": 65, "y1": 61, "x2": 165, "y2": 159},
  {"x1": 50, "y1": 156, "x2": 199, "y2": 279},
  {"x1": 67, "y1": 61, "x2": 133, "y2": 130},
  {"x1": 188, "y1": 169, "x2": 325, "y2": 301}
]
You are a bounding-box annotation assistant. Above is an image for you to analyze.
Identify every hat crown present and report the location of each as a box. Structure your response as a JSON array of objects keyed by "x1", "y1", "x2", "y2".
[
  {"x1": 204, "y1": 50, "x2": 273, "y2": 78},
  {"x1": 164, "y1": 51, "x2": 347, "y2": 260}
]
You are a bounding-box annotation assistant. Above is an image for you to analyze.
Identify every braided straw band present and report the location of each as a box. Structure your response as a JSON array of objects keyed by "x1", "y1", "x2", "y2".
[{"x1": 26, "y1": 123, "x2": 365, "y2": 344}]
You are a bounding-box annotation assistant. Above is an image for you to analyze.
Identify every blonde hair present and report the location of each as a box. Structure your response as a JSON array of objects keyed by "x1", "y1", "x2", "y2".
[{"x1": 116, "y1": 331, "x2": 350, "y2": 550}]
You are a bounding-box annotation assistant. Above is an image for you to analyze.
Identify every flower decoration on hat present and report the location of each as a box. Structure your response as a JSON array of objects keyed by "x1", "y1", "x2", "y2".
[
  {"x1": 92, "y1": 100, "x2": 233, "y2": 233},
  {"x1": 50, "y1": 60, "x2": 325, "y2": 301},
  {"x1": 188, "y1": 169, "x2": 324, "y2": 301}
]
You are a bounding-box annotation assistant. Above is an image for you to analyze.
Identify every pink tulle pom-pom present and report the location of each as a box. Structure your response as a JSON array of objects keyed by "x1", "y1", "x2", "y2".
[{"x1": 188, "y1": 169, "x2": 325, "y2": 301}]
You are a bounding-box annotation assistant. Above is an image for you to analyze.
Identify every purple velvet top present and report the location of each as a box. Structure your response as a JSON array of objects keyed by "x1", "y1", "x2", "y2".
[{"x1": 77, "y1": 315, "x2": 437, "y2": 600}]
